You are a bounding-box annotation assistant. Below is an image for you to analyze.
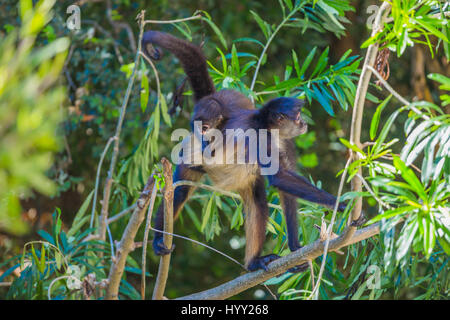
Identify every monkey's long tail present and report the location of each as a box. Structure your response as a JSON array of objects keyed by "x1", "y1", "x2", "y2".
[{"x1": 142, "y1": 31, "x2": 215, "y2": 101}]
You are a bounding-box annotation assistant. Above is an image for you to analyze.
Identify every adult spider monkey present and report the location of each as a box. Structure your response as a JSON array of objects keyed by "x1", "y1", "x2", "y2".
[{"x1": 142, "y1": 31, "x2": 347, "y2": 271}]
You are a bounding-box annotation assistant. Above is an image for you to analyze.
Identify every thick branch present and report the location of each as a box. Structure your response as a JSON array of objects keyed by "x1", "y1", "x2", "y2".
[
  {"x1": 177, "y1": 223, "x2": 380, "y2": 300},
  {"x1": 152, "y1": 159, "x2": 174, "y2": 300},
  {"x1": 105, "y1": 173, "x2": 155, "y2": 300},
  {"x1": 343, "y1": 1, "x2": 391, "y2": 244}
]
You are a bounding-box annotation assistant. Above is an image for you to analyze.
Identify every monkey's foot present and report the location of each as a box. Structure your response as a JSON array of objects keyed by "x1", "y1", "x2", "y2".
[
  {"x1": 152, "y1": 236, "x2": 175, "y2": 256},
  {"x1": 350, "y1": 212, "x2": 366, "y2": 227},
  {"x1": 287, "y1": 263, "x2": 309, "y2": 273},
  {"x1": 247, "y1": 254, "x2": 280, "y2": 272}
]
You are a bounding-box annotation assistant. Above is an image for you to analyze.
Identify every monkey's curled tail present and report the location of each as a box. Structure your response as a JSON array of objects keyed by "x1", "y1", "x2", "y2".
[{"x1": 142, "y1": 31, "x2": 215, "y2": 101}]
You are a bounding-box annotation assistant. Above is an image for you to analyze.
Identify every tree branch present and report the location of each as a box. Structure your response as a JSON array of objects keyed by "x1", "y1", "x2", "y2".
[
  {"x1": 152, "y1": 158, "x2": 174, "y2": 300},
  {"x1": 140, "y1": 182, "x2": 158, "y2": 299},
  {"x1": 98, "y1": 11, "x2": 145, "y2": 241},
  {"x1": 176, "y1": 223, "x2": 380, "y2": 300},
  {"x1": 342, "y1": 1, "x2": 392, "y2": 245},
  {"x1": 105, "y1": 172, "x2": 155, "y2": 300}
]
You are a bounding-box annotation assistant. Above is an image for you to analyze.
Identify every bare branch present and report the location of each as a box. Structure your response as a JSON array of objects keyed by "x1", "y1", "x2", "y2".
[
  {"x1": 90, "y1": 136, "x2": 116, "y2": 229},
  {"x1": 342, "y1": 1, "x2": 392, "y2": 245},
  {"x1": 98, "y1": 11, "x2": 146, "y2": 240},
  {"x1": 152, "y1": 158, "x2": 174, "y2": 300},
  {"x1": 144, "y1": 15, "x2": 202, "y2": 25},
  {"x1": 140, "y1": 181, "x2": 158, "y2": 299},
  {"x1": 105, "y1": 172, "x2": 155, "y2": 300}
]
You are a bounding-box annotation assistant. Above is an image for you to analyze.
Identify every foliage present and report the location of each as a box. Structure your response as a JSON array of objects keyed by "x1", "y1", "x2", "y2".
[{"x1": 0, "y1": 0, "x2": 68, "y2": 235}]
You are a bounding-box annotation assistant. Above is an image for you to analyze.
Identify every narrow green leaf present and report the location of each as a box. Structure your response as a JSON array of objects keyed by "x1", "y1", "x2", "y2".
[
  {"x1": 250, "y1": 10, "x2": 270, "y2": 40},
  {"x1": 339, "y1": 138, "x2": 365, "y2": 155},
  {"x1": 367, "y1": 206, "x2": 413, "y2": 224},
  {"x1": 159, "y1": 94, "x2": 172, "y2": 127},
  {"x1": 370, "y1": 95, "x2": 392, "y2": 140},
  {"x1": 298, "y1": 47, "x2": 317, "y2": 77},
  {"x1": 201, "y1": 17, "x2": 228, "y2": 49},
  {"x1": 393, "y1": 156, "x2": 427, "y2": 201},
  {"x1": 140, "y1": 73, "x2": 149, "y2": 112}
]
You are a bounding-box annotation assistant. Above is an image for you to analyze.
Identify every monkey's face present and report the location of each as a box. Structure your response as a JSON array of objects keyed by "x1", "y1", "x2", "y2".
[
  {"x1": 264, "y1": 97, "x2": 307, "y2": 138},
  {"x1": 272, "y1": 105, "x2": 307, "y2": 138}
]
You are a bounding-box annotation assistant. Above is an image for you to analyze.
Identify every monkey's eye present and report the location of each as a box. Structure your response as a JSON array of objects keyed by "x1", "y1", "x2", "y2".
[{"x1": 201, "y1": 124, "x2": 210, "y2": 134}]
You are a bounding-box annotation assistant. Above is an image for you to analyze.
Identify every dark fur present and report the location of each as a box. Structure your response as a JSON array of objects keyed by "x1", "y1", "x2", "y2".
[{"x1": 143, "y1": 31, "x2": 346, "y2": 271}]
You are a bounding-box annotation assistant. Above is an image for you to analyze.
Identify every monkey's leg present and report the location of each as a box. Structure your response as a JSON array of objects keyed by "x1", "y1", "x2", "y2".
[
  {"x1": 153, "y1": 163, "x2": 203, "y2": 256},
  {"x1": 242, "y1": 177, "x2": 280, "y2": 272},
  {"x1": 279, "y1": 191, "x2": 310, "y2": 273},
  {"x1": 279, "y1": 192, "x2": 301, "y2": 251}
]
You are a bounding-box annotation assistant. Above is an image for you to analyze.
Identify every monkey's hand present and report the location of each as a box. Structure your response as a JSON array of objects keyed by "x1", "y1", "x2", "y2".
[
  {"x1": 338, "y1": 201, "x2": 347, "y2": 212},
  {"x1": 152, "y1": 235, "x2": 175, "y2": 256},
  {"x1": 247, "y1": 254, "x2": 280, "y2": 272}
]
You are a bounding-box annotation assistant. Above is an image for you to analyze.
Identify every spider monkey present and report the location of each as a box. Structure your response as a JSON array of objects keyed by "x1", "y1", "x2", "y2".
[{"x1": 142, "y1": 31, "x2": 347, "y2": 271}]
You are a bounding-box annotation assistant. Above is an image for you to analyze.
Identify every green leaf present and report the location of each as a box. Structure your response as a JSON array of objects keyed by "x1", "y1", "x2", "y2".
[
  {"x1": 201, "y1": 16, "x2": 228, "y2": 49},
  {"x1": 201, "y1": 194, "x2": 215, "y2": 232},
  {"x1": 159, "y1": 94, "x2": 172, "y2": 127},
  {"x1": 231, "y1": 44, "x2": 240, "y2": 75},
  {"x1": 233, "y1": 37, "x2": 264, "y2": 48},
  {"x1": 283, "y1": 0, "x2": 293, "y2": 11},
  {"x1": 373, "y1": 108, "x2": 402, "y2": 154},
  {"x1": 368, "y1": 206, "x2": 413, "y2": 224},
  {"x1": 68, "y1": 190, "x2": 94, "y2": 238},
  {"x1": 370, "y1": 95, "x2": 392, "y2": 140},
  {"x1": 292, "y1": 50, "x2": 301, "y2": 78},
  {"x1": 140, "y1": 73, "x2": 149, "y2": 112},
  {"x1": 396, "y1": 216, "x2": 419, "y2": 263},
  {"x1": 250, "y1": 10, "x2": 270, "y2": 40},
  {"x1": 39, "y1": 244, "x2": 46, "y2": 274},
  {"x1": 393, "y1": 156, "x2": 427, "y2": 201},
  {"x1": 339, "y1": 138, "x2": 365, "y2": 155},
  {"x1": 298, "y1": 47, "x2": 317, "y2": 77},
  {"x1": 311, "y1": 47, "x2": 329, "y2": 78},
  {"x1": 411, "y1": 17, "x2": 449, "y2": 43},
  {"x1": 312, "y1": 84, "x2": 334, "y2": 116}
]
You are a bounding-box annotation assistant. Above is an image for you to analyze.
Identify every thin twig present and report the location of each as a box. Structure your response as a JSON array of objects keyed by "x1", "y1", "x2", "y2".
[
  {"x1": 90, "y1": 137, "x2": 116, "y2": 229},
  {"x1": 98, "y1": 12, "x2": 146, "y2": 241},
  {"x1": 249, "y1": 3, "x2": 306, "y2": 96},
  {"x1": 309, "y1": 158, "x2": 351, "y2": 300},
  {"x1": 144, "y1": 15, "x2": 202, "y2": 25},
  {"x1": 107, "y1": 204, "x2": 138, "y2": 224},
  {"x1": 368, "y1": 65, "x2": 442, "y2": 127},
  {"x1": 106, "y1": 0, "x2": 136, "y2": 52},
  {"x1": 355, "y1": 173, "x2": 392, "y2": 210}
]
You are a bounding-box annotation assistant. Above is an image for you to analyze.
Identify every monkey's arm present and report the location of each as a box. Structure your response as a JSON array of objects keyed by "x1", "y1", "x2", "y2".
[{"x1": 267, "y1": 168, "x2": 347, "y2": 212}]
